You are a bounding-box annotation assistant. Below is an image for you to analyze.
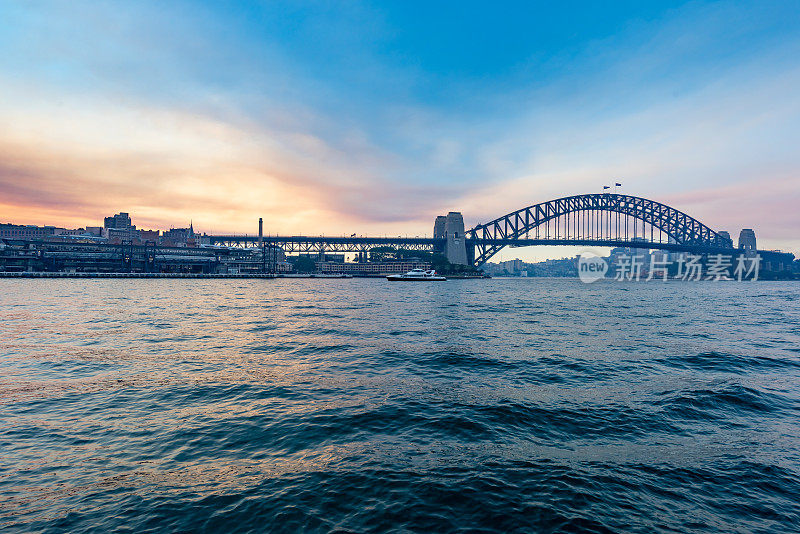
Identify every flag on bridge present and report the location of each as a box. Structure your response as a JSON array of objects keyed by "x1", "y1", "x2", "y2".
[
  {"x1": 603, "y1": 186, "x2": 610, "y2": 190},
  {"x1": 615, "y1": 182, "x2": 622, "y2": 186}
]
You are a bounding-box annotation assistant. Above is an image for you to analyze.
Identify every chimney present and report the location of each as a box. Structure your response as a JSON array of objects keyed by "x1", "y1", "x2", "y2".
[{"x1": 258, "y1": 217, "x2": 263, "y2": 248}]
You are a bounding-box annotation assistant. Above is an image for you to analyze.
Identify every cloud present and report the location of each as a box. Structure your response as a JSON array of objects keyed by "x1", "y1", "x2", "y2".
[
  {"x1": 0, "y1": 0, "x2": 798, "y2": 258},
  {"x1": 663, "y1": 176, "x2": 800, "y2": 246},
  {"x1": 455, "y1": 54, "x2": 800, "y2": 254},
  {"x1": 0, "y1": 81, "x2": 463, "y2": 234}
]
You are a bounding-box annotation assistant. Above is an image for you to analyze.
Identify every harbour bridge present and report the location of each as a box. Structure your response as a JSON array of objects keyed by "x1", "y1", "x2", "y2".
[{"x1": 207, "y1": 193, "x2": 736, "y2": 267}]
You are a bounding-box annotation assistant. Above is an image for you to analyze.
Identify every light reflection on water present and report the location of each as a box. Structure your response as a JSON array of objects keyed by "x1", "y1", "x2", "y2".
[{"x1": 1, "y1": 278, "x2": 800, "y2": 532}]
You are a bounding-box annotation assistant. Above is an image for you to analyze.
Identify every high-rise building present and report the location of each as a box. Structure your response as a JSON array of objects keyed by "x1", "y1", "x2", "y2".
[
  {"x1": 103, "y1": 212, "x2": 138, "y2": 241},
  {"x1": 104, "y1": 212, "x2": 133, "y2": 230}
]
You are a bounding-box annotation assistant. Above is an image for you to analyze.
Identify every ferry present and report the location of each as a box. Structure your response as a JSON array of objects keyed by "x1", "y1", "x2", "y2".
[{"x1": 386, "y1": 268, "x2": 447, "y2": 281}]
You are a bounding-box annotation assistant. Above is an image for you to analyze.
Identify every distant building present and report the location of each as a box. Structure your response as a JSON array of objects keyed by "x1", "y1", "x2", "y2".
[
  {"x1": 0, "y1": 223, "x2": 59, "y2": 240},
  {"x1": 104, "y1": 212, "x2": 133, "y2": 230},
  {"x1": 56, "y1": 228, "x2": 94, "y2": 237},
  {"x1": 321, "y1": 253, "x2": 345, "y2": 263},
  {"x1": 608, "y1": 247, "x2": 627, "y2": 265},
  {"x1": 104, "y1": 228, "x2": 130, "y2": 242},
  {"x1": 619, "y1": 237, "x2": 651, "y2": 268},
  {"x1": 483, "y1": 257, "x2": 578, "y2": 277},
  {"x1": 162, "y1": 223, "x2": 195, "y2": 246},
  {"x1": 137, "y1": 229, "x2": 159, "y2": 242},
  {"x1": 530, "y1": 257, "x2": 578, "y2": 277},
  {"x1": 499, "y1": 258, "x2": 524, "y2": 273},
  {"x1": 103, "y1": 212, "x2": 138, "y2": 241}
]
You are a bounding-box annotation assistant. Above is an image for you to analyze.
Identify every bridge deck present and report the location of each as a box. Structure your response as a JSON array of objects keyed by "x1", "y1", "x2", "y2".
[{"x1": 207, "y1": 234, "x2": 735, "y2": 256}]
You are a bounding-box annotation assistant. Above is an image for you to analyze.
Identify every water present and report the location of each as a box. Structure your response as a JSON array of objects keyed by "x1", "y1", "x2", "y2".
[{"x1": 1, "y1": 278, "x2": 799, "y2": 533}]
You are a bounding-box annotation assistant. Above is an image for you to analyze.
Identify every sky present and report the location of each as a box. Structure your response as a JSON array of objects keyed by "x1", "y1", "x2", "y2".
[{"x1": 1, "y1": 0, "x2": 799, "y2": 261}]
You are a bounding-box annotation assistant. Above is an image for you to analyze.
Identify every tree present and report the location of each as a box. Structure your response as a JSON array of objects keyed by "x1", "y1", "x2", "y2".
[
  {"x1": 294, "y1": 256, "x2": 316, "y2": 273},
  {"x1": 369, "y1": 246, "x2": 396, "y2": 262},
  {"x1": 431, "y1": 253, "x2": 450, "y2": 273}
]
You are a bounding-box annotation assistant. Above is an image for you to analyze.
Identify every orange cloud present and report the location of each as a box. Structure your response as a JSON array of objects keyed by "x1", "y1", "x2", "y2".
[{"x1": 0, "y1": 84, "x2": 455, "y2": 236}]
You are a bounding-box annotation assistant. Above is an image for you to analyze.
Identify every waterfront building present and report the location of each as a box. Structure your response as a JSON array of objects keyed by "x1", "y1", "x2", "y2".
[
  {"x1": 0, "y1": 223, "x2": 61, "y2": 240},
  {"x1": 315, "y1": 260, "x2": 431, "y2": 274}
]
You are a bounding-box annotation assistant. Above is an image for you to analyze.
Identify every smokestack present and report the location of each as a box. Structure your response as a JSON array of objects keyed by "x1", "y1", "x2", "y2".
[{"x1": 258, "y1": 217, "x2": 263, "y2": 248}]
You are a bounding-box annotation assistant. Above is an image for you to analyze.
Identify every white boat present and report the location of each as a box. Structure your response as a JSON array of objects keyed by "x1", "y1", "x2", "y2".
[{"x1": 386, "y1": 268, "x2": 447, "y2": 281}]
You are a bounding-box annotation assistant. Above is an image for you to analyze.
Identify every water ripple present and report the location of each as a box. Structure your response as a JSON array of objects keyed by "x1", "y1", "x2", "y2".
[{"x1": 1, "y1": 278, "x2": 799, "y2": 532}]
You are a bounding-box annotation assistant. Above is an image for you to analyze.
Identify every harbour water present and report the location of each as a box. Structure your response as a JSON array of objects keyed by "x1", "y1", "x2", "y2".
[{"x1": 1, "y1": 278, "x2": 799, "y2": 532}]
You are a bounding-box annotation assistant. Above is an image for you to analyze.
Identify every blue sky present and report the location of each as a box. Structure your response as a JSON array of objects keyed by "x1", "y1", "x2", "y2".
[{"x1": 1, "y1": 0, "x2": 799, "y2": 258}]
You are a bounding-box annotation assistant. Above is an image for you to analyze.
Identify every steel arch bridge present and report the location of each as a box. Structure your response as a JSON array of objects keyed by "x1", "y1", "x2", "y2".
[
  {"x1": 206, "y1": 193, "x2": 735, "y2": 268},
  {"x1": 465, "y1": 193, "x2": 734, "y2": 265}
]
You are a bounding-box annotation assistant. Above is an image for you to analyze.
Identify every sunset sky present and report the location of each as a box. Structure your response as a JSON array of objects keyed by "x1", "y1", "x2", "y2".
[{"x1": 1, "y1": 1, "x2": 799, "y2": 259}]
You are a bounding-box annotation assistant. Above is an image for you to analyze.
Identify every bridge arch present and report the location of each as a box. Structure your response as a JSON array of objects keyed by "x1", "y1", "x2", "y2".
[{"x1": 466, "y1": 193, "x2": 733, "y2": 265}]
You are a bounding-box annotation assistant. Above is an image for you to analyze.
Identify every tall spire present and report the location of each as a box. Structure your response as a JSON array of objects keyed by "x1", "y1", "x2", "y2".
[{"x1": 189, "y1": 220, "x2": 194, "y2": 236}]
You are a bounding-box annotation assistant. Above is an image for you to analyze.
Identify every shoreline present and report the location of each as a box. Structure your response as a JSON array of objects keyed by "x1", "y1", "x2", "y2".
[
  {"x1": 0, "y1": 272, "x2": 278, "y2": 279},
  {"x1": 0, "y1": 271, "x2": 489, "y2": 279}
]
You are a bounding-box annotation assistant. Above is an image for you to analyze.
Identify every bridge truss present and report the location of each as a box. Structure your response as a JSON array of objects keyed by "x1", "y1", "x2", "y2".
[
  {"x1": 207, "y1": 235, "x2": 439, "y2": 254},
  {"x1": 207, "y1": 194, "x2": 735, "y2": 267},
  {"x1": 465, "y1": 193, "x2": 734, "y2": 265}
]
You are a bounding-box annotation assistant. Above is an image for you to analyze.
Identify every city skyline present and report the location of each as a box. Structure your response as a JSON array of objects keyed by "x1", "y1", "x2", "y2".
[{"x1": 1, "y1": 1, "x2": 799, "y2": 261}]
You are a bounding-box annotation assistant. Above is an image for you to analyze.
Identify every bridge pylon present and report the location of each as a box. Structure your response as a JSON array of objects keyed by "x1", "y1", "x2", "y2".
[{"x1": 433, "y1": 212, "x2": 467, "y2": 265}]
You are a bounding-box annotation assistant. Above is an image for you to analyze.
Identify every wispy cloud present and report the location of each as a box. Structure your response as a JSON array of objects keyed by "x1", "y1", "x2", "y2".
[
  {"x1": 0, "y1": 82, "x2": 458, "y2": 234},
  {"x1": 0, "y1": 1, "x2": 798, "y2": 256}
]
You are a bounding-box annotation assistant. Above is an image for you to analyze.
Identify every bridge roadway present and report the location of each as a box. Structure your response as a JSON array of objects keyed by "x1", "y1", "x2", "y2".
[
  {"x1": 207, "y1": 193, "x2": 742, "y2": 266},
  {"x1": 207, "y1": 235, "x2": 437, "y2": 253},
  {"x1": 207, "y1": 234, "x2": 737, "y2": 256}
]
